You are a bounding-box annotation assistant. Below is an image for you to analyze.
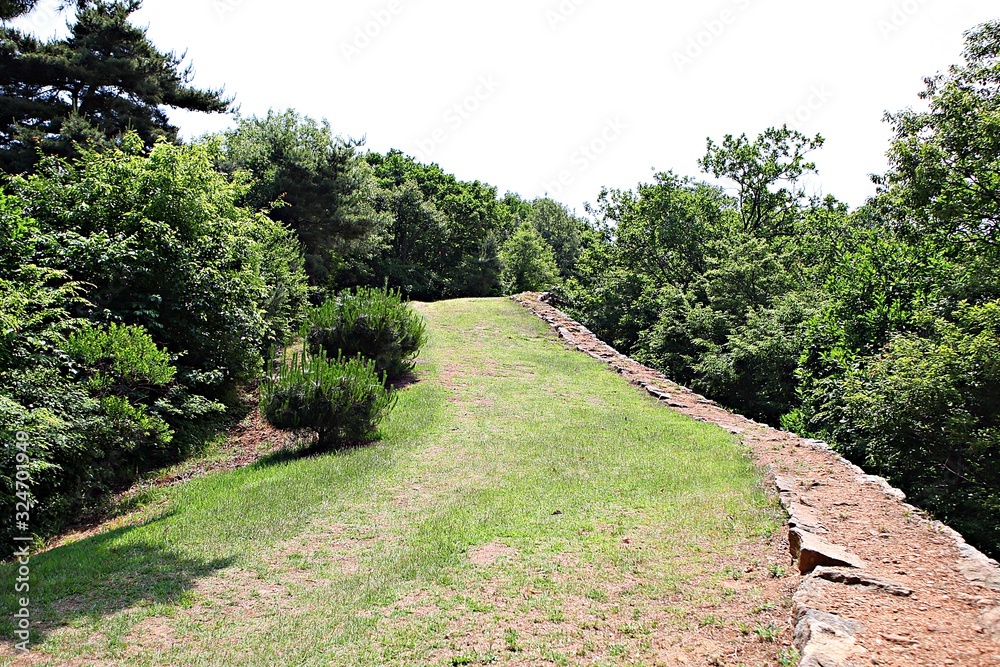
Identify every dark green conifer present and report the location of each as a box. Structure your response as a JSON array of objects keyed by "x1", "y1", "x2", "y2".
[{"x1": 0, "y1": 0, "x2": 229, "y2": 173}]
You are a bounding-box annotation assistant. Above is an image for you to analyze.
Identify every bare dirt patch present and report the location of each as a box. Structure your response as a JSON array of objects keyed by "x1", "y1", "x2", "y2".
[
  {"x1": 155, "y1": 397, "x2": 301, "y2": 488},
  {"x1": 394, "y1": 531, "x2": 797, "y2": 666},
  {"x1": 469, "y1": 543, "x2": 520, "y2": 567}
]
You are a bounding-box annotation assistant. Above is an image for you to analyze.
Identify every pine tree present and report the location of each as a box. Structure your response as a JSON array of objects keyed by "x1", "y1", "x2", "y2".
[
  {"x1": 218, "y1": 110, "x2": 385, "y2": 285},
  {"x1": 0, "y1": 0, "x2": 229, "y2": 173},
  {"x1": 0, "y1": 0, "x2": 39, "y2": 19}
]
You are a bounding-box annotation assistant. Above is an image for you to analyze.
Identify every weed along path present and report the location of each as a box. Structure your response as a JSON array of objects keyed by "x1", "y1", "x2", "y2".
[{"x1": 3, "y1": 298, "x2": 794, "y2": 667}]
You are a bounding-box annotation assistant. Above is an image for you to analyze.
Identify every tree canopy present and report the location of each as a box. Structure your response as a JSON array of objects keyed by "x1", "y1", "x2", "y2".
[
  {"x1": 218, "y1": 110, "x2": 383, "y2": 285},
  {"x1": 0, "y1": 0, "x2": 229, "y2": 173},
  {"x1": 563, "y1": 20, "x2": 1000, "y2": 557}
]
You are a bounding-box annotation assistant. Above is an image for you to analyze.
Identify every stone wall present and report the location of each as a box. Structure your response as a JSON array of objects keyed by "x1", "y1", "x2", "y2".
[{"x1": 514, "y1": 293, "x2": 1000, "y2": 666}]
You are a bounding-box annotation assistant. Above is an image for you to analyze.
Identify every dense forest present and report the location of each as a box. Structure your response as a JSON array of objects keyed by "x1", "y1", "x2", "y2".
[{"x1": 0, "y1": 1, "x2": 998, "y2": 559}]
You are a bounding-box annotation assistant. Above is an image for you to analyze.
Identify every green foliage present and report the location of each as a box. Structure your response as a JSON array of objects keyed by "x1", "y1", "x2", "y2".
[
  {"x1": 305, "y1": 287, "x2": 427, "y2": 383},
  {"x1": 0, "y1": 320, "x2": 180, "y2": 546},
  {"x1": 561, "y1": 226, "x2": 664, "y2": 352},
  {"x1": 699, "y1": 125, "x2": 824, "y2": 237},
  {"x1": 12, "y1": 139, "x2": 309, "y2": 389},
  {"x1": 565, "y1": 20, "x2": 1000, "y2": 557},
  {"x1": 0, "y1": 139, "x2": 302, "y2": 546},
  {"x1": 66, "y1": 322, "x2": 176, "y2": 388},
  {"x1": 365, "y1": 177, "x2": 450, "y2": 298},
  {"x1": 0, "y1": 265, "x2": 83, "y2": 370},
  {"x1": 0, "y1": 0, "x2": 40, "y2": 20},
  {"x1": 0, "y1": 0, "x2": 229, "y2": 173},
  {"x1": 602, "y1": 172, "x2": 724, "y2": 286},
  {"x1": 527, "y1": 198, "x2": 587, "y2": 278},
  {"x1": 218, "y1": 110, "x2": 386, "y2": 285},
  {"x1": 691, "y1": 292, "x2": 818, "y2": 425},
  {"x1": 566, "y1": 142, "x2": 823, "y2": 424},
  {"x1": 260, "y1": 350, "x2": 396, "y2": 449},
  {"x1": 777, "y1": 648, "x2": 802, "y2": 667},
  {"x1": 363, "y1": 150, "x2": 516, "y2": 299},
  {"x1": 499, "y1": 221, "x2": 561, "y2": 294},
  {"x1": 876, "y1": 20, "x2": 1000, "y2": 252},
  {"x1": 839, "y1": 303, "x2": 1000, "y2": 550}
]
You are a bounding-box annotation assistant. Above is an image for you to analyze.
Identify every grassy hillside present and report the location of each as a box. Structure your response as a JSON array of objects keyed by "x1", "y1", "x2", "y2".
[{"x1": 1, "y1": 299, "x2": 788, "y2": 666}]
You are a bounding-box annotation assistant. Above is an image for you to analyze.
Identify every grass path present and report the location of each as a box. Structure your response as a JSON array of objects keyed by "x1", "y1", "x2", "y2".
[{"x1": 2, "y1": 298, "x2": 792, "y2": 666}]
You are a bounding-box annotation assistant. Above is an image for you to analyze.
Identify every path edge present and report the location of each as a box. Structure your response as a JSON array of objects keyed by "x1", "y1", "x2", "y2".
[{"x1": 512, "y1": 292, "x2": 1000, "y2": 665}]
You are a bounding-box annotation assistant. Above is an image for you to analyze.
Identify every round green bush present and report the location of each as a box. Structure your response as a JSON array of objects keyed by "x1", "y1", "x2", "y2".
[
  {"x1": 305, "y1": 287, "x2": 427, "y2": 383},
  {"x1": 260, "y1": 351, "x2": 396, "y2": 449}
]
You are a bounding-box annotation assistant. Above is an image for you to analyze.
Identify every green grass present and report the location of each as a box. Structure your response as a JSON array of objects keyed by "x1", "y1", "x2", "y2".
[{"x1": 0, "y1": 298, "x2": 781, "y2": 666}]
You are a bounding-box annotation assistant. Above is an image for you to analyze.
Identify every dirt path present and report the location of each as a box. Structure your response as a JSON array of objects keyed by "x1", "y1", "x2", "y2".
[{"x1": 514, "y1": 293, "x2": 1000, "y2": 667}]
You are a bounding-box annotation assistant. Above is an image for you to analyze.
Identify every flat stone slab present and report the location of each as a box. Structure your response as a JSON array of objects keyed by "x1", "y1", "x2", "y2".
[
  {"x1": 774, "y1": 475, "x2": 798, "y2": 495},
  {"x1": 858, "y1": 474, "x2": 907, "y2": 501},
  {"x1": 788, "y1": 501, "x2": 830, "y2": 535},
  {"x1": 955, "y1": 552, "x2": 1000, "y2": 592},
  {"x1": 811, "y1": 566, "x2": 913, "y2": 597},
  {"x1": 980, "y1": 606, "x2": 1000, "y2": 643},
  {"x1": 790, "y1": 528, "x2": 865, "y2": 575},
  {"x1": 645, "y1": 386, "x2": 672, "y2": 401},
  {"x1": 794, "y1": 608, "x2": 867, "y2": 667}
]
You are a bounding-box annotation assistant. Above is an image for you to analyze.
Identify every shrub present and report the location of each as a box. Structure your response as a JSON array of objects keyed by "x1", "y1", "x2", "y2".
[
  {"x1": 0, "y1": 323, "x2": 180, "y2": 545},
  {"x1": 839, "y1": 302, "x2": 1000, "y2": 556},
  {"x1": 260, "y1": 351, "x2": 396, "y2": 449},
  {"x1": 0, "y1": 189, "x2": 231, "y2": 546},
  {"x1": 499, "y1": 221, "x2": 560, "y2": 294},
  {"x1": 13, "y1": 139, "x2": 310, "y2": 392},
  {"x1": 304, "y1": 287, "x2": 427, "y2": 383}
]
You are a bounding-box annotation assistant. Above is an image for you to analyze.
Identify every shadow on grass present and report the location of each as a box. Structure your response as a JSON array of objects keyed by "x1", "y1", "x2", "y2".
[
  {"x1": 390, "y1": 371, "x2": 421, "y2": 391},
  {"x1": 250, "y1": 433, "x2": 383, "y2": 470},
  {"x1": 0, "y1": 511, "x2": 236, "y2": 645}
]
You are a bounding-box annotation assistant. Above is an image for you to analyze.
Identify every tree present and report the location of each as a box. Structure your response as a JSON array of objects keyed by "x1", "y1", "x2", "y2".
[
  {"x1": 840, "y1": 303, "x2": 1000, "y2": 554},
  {"x1": 218, "y1": 110, "x2": 386, "y2": 285},
  {"x1": 499, "y1": 221, "x2": 560, "y2": 294},
  {"x1": 601, "y1": 172, "x2": 726, "y2": 287},
  {"x1": 877, "y1": 20, "x2": 1000, "y2": 255},
  {"x1": 0, "y1": 190, "x2": 187, "y2": 543},
  {"x1": 699, "y1": 126, "x2": 823, "y2": 237},
  {"x1": 0, "y1": 0, "x2": 229, "y2": 173},
  {"x1": 0, "y1": 0, "x2": 40, "y2": 19},
  {"x1": 364, "y1": 178, "x2": 445, "y2": 298},
  {"x1": 527, "y1": 197, "x2": 587, "y2": 278},
  {"x1": 12, "y1": 137, "x2": 309, "y2": 390},
  {"x1": 366, "y1": 150, "x2": 515, "y2": 299}
]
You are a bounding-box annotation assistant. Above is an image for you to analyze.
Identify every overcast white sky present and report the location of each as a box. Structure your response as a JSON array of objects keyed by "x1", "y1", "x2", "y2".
[{"x1": 18, "y1": 0, "x2": 1000, "y2": 215}]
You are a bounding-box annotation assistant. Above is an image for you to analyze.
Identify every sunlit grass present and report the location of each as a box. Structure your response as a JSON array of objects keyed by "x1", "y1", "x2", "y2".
[{"x1": 0, "y1": 298, "x2": 780, "y2": 666}]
